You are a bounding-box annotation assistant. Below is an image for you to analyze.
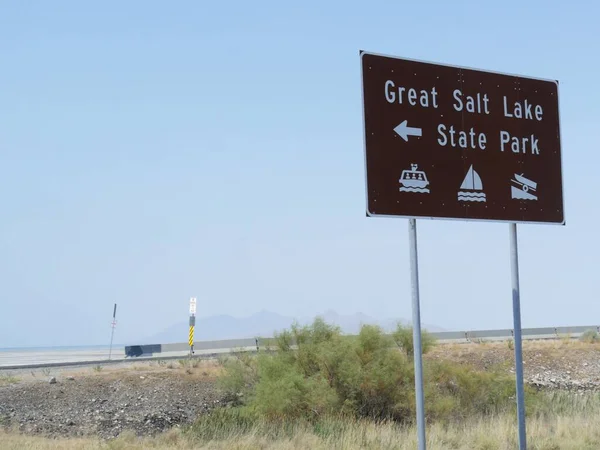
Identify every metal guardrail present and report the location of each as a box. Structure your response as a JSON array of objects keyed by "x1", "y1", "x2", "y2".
[{"x1": 124, "y1": 325, "x2": 600, "y2": 357}]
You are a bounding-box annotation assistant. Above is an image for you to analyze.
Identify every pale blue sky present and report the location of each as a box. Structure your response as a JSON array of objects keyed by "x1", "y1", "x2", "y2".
[{"x1": 1, "y1": 1, "x2": 598, "y2": 347}]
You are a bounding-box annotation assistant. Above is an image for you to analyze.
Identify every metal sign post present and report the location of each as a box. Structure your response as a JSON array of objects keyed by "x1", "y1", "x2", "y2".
[
  {"x1": 409, "y1": 219, "x2": 426, "y2": 450},
  {"x1": 108, "y1": 303, "x2": 117, "y2": 360},
  {"x1": 510, "y1": 223, "x2": 527, "y2": 449}
]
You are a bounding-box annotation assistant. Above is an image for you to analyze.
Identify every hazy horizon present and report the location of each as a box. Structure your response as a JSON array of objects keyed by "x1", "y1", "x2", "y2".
[{"x1": 0, "y1": 308, "x2": 447, "y2": 349}]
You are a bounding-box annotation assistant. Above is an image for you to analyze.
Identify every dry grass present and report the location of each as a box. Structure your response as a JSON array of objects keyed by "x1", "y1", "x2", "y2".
[
  {"x1": 94, "y1": 359, "x2": 223, "y2": 385},
  {"x1": 0, "y1": 374, "x2": 19, "y2": 386},
  {"x1": 441, "y1": 336, "x2": 598, "y2": 353},
  {"x1": 65, "y1": 359, "x2": 223, "y2": 383},
  {"x1": 0, "y1": 359, "x2": 225, "y2": 389},
  {"x1": 1, "y1": 357, "x2": 224, "y2": 386},
  {"x1": 519, "y1": 336, "x2": 598, "y2": 351},
  {"x1": 426, "y1": 338, "x2": 600, "y2": 377},
  {"x1": 2, "y1": 409, "x2": 600, "y2": 450}
]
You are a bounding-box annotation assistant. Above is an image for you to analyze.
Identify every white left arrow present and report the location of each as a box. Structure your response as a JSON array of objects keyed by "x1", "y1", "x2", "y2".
[{"x1": 394, "y1": 120, "x2": 422, "y2": 142}]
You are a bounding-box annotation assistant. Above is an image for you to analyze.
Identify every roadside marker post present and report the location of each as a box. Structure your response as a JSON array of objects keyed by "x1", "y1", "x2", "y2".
[
  {"x1": 189, "y1": 297, "x2": 197, "y2": 356},
  {"x1": 360, "y1": 50, "x2": 564, "y2": 450},
  {"x1": 108, "y1": 303, "x2": 117, "y2": 360}
]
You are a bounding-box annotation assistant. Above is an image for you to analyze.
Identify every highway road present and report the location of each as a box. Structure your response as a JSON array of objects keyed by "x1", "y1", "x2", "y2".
[
  {"x1": 0, "y1": 347, "x2": 125, "y2": 369},
  {"x1": 0, "y1": 345, "x2": 257, "y2": 370}
]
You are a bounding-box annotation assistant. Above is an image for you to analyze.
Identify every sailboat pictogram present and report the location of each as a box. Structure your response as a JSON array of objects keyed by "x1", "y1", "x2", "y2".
[{"x1": 457, "y1": 165, "x2": 486, "y2": 202}]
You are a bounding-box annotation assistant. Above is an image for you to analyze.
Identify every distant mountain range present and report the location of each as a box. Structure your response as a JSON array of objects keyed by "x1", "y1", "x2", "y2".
[{"x1": 139, "y1": 310, "x2": 445, "y2": 345}]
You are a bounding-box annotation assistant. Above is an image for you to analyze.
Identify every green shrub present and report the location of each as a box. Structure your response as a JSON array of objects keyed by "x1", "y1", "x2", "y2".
[
  {"x1": 217, "y1": 318, "x2": 528, "y2": 427},
  {"x1": 423, "y1": 360, "x2": 516, "y2": 422},
  {"x1": 217, "y1": 352, "x2": 259, "y2": 400},
  {"x1": 252, "y1": 355, "x2": 338, "y2": 420},
  {"x1": 392, "y1": 324, "x2": 436, "y2": 358}
]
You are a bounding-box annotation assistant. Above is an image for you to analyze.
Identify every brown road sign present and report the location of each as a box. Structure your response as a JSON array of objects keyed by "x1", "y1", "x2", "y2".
[{"x1": 360, "y1": 51, "x2": 564, "y2": 225}]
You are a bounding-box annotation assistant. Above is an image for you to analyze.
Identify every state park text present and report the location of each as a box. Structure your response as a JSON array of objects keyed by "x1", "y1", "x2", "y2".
[{"x1": 384, "y1": 80, "x2": 551, "y2": 155}]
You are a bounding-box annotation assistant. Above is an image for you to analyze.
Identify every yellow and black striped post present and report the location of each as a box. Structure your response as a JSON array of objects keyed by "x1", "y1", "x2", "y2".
[
  {"x1": 188, "y1": 297, "x2": 197, "y2": 356},
  {"x1": 189, "y1": 315, "x2": 195, "y2": 355}
]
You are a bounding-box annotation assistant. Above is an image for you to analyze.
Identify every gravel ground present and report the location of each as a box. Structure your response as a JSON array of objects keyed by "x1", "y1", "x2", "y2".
[{"x1": 0, "y1": 361, "x2": 224, "y2": 439}]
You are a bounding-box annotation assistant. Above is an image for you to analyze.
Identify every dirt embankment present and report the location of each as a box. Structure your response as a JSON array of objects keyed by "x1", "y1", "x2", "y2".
[
  {"x1": 427, "y1": 339, "x2": 600, "y2": 390},
  {"x1": 0, "y1": 360, "x2": 224, "y2": 439}
]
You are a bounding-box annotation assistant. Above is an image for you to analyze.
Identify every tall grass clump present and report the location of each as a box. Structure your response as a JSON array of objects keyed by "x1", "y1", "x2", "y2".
[
  {"x1": 0, "y1": 374, "x2": 19, "y2": 385},
  {"x1": 580, "y1": 329, "x2": 600, "y2": 344},
  {"x1": 215, "y1": 318, "x2": 522, "y2": 427}
]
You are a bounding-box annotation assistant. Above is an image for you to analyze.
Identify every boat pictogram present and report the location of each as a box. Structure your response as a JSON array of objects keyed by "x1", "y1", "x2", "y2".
[
  {"x1": 511, "y1": 174, "x2": 538, "y2": 201},
  {"x1": 399, "y1": 164, "x2": 430, "y2": 194}
]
